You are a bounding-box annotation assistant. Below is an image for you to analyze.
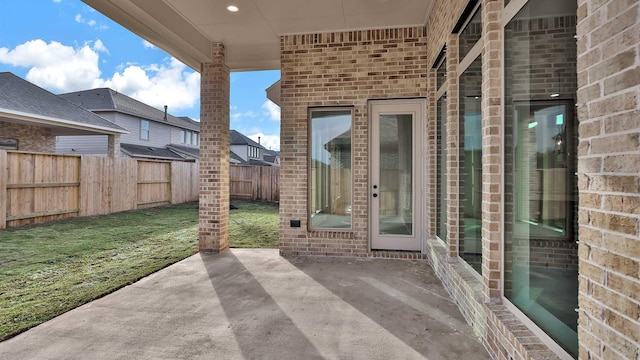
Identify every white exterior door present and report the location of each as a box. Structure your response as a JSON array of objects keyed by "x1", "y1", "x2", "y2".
[{"x1": 370, "y1": 99, "x2": 424, "y2": 251}]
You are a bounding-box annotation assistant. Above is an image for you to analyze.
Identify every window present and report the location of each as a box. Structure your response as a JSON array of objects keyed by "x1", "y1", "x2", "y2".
[
  {"x1": 248, "y1": 146, "x2": 260, "y2": 159},
  {"x1": 503, "y1": 0, "x2": 578, "y2": 356},
  {"x1": 458, "y1": 4, "x2": 483, "y2": 273},
  {"x1": 180, "y1": 130, "x2": 185, "y2": 144},
  {"x1": 193, "y1": 133, "x2": 199, "y2": 146},
  {"x1": 459, "y1": 6, "x2": 482, "y2": 61},
  {"x1": 186, "y1": 131, "x2": 192, "y2": 145},
  {"x1": 309, "y1": 108, "x2": 352, "y2": 229},
  {"x1": 140, "y1": 120, "x2": 150, "y2": 140},
  {"x1": 0, "y1": 138, "x2": 18, "y2": 150}
]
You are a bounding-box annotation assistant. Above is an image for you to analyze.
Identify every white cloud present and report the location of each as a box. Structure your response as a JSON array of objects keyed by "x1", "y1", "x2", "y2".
[
  {"x1": 231, "y1": 110, "x2": 259, "y2": 120},
  {"x1": 142, "y1": 40, "x2": 156, "y2": 49},
  {"x1": 74, "y1": 13, "x2": 107, "y2": 30},
  {"x1": 53, "y1": 0, "x2": 62, "y2": 3},
  {"x1": 91, "y1": 39, "x2": 109, "y2": 54},
  {"x1": 0, "y1": 39, "x2": 200, "y2": 112},
  {"x1": 0, "y1": 39, "x2": 103, "y2": 92},
  {"x1": 262, "y1": 100, "x2": 280, "y2": 121},
  {"x1": 101, "y1": 57, "x2": 200, "y2": 111},
  {"x1": 248, "y1": 133, "x2": 280, "y2": 151}
]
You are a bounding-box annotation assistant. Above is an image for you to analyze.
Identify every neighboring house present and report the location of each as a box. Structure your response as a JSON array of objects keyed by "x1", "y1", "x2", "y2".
[
  {"x1": 0, "y1": 72, "x2": 127, "y2": 155},
  {"x1": 262, "y1": 148, "x2": 280, "y2": 166},
  {"x1": 56, "y1": 88, "x2": 199, "y2": 160},
  {"x1": 84, "y1": 1, "x2": 640, "y2": 359},
  {"x1": 229, "y1": 129, "x2": 274, "y2": 166}
]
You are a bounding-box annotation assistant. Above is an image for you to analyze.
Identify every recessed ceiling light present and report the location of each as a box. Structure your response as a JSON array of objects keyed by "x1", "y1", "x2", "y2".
[
  {"x1": 227, "y1": 5, "x2": 239, "y2": 12},
  {"x1": 550, "y1": 93, "x2": 560, "y2": 98}
]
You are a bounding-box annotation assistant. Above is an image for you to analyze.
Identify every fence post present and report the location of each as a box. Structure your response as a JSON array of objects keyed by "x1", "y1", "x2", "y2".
[
  {"x1": 169, "y1": 161, "x2": 175, "y2": 204},
  {"x1": 78, "y1": 156, "x2": 86, "y2": 217},
  {"x1": 0, "y1": 150, "x2": 6, "y2": 229}
]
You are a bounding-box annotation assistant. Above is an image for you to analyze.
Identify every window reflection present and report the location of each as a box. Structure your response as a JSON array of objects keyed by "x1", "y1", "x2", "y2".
[
  {"x1": 309, "y1": 109, "x2": 352, "y2": 229},
  {"x1": 503, "y1": 0, "x2": 578, "y2": 356},
  {"x1": 459, "y1": 56, "x2": 482, "y2": 273}
]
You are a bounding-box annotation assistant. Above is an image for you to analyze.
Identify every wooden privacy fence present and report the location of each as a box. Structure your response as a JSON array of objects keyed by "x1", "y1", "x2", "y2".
[
  {"x1": 0, "y1": 151, "x2": 198, "y2": 229},
  {"x1": 230, "y1": 165, "x2": 279, "y2": 202}
]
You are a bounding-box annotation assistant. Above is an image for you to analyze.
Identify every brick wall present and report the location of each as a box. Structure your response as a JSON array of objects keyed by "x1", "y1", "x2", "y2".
[
  {"x1": 0, "y1": 122, "x2": 55, "y2": 153},
  {"x1": 279, "y1": 27, "x2": 427, "y2": 257},
  {"x1": 576, "y1": 0, "x2": 640, "y2": 358},
  {"x1": 424, "y1": 0, "x2": 576, "y2": 359}
]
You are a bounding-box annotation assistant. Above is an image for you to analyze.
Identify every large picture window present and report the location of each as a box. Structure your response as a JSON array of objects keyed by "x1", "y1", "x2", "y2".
[
  {"x1": 458, "y1": 4, "x2": 483, "y2": 273},
  {"x1": 503, "y1": 0, "x2": 578, "y2": 357},
  {"x1": 309, "y1": 109, "x2": 352, "y2": 229}
]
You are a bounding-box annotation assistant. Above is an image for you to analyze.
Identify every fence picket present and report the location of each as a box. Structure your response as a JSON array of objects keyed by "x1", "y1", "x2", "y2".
[{"x1": 2, "y1": 152, "x2": 199, "y2": 228}]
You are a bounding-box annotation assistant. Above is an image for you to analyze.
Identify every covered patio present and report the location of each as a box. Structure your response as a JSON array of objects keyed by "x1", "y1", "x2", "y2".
[{"x1": 0, "y1": 249, "x2": 490, "y2": 359}]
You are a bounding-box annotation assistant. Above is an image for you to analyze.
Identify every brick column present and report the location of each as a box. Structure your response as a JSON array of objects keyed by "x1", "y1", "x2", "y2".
[
  {"x1": 107, "y1": 134, "x2": 121, "y2": 158},
  {"x1": 576, "y1": 0, "x2": 640, "y2": 358},
  {"x1": 427, "y1": 63, "x2": 437, "y2": 237},
  {"x1": 446, "y1": 33, "x2": 459, "y2": 260},
  {"x1": 199, "y1": 43, "x2": 230, "y2": 253},
  {"x1": 481, "y1": 0, "x2": 502, "y2": 301}
]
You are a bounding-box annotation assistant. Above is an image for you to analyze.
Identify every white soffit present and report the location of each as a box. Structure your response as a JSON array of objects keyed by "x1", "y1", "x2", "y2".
[{"x1": 83, "y1": 0, "x2": 434, "y2": 72}]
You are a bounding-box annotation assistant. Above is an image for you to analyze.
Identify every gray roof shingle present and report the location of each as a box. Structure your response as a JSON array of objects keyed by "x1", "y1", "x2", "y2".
[
  {"x1": 120, "y1": 143, "x2": 187, "y2": 160},
  {"x1": 0, "y1": 72, "x2": 126, "y2": 133},
  {"x1": 59, "y1": 88, "x2": 199, "y2": 132},
  {"x1": 230, "y1": 129, "x2": 264, "y2": 148},
  {"x1": 167, "y1": 144, "x2": 200, "y2": 159}
]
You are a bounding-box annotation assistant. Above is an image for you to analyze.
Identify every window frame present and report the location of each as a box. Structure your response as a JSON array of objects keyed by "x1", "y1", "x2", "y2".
[
  {"x1": 307, "y1": 107, "x2": 354, "y2": 232},
  {"x1": 140, "y1": 119, "x2": 150, "y2": 140}
]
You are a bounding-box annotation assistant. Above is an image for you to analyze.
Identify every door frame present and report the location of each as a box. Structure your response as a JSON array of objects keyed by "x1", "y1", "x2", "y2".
[{"x1": 368, "y1": 98, "x2": 426, "y2": 251}]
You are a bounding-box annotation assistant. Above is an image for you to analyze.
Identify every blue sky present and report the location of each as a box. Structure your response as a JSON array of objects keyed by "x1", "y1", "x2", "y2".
[{"x1": 0, "y1": 0, "x2": 281, "y2": 150}]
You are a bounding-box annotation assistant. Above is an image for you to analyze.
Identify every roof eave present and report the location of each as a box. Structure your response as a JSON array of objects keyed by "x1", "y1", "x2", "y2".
[{"x1": 0, "y1": 109, "x2": 129, "y2": 135}]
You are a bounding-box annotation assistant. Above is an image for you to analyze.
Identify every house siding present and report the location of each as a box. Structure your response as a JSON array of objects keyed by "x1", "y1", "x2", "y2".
[
  {"x1": 57, "y1": 111, "x2": 191, "y2": 156},
  {"x1": 0, "y1": 122, "x2": 55, "y2": 153},
  {"x1": 231, "y1": 145, "x2": 248, "y2": 161},
  {"x1": 115, "y1": 113, "x2": 171, "y2": 147},
  {"x1": 279, "y1": 27, "x2": 428, "y2": 257},
  {"x1": 56, "y1": 135, "x2": 109, "y2": 155}
]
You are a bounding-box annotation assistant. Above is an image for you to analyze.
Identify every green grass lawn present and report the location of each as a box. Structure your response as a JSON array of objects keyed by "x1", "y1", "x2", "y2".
[{"x1": 0, "y1": 199, "x2": 278, "y2": 341}]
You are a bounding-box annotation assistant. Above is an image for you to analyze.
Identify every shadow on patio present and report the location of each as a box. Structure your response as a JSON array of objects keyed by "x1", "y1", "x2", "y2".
[{"x1": 205, "y1": 249, "x2": 490, "y2": 360}]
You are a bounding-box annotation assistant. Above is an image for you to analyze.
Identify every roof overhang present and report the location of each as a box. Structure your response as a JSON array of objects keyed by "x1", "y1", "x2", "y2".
[
  {"x1": 266, "y1": 80, "x2": 281, "y2": 106},
  {"x1": 0, "y1": 109, "x2": 129, "y2": 136},
  {"x1": 82, "y1": 0, "x2": 434, "y2": 72}
]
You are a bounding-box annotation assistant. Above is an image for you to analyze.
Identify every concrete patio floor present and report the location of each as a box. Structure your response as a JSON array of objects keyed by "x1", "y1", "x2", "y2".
[{"x1": 0, "y1": 249, "x2": 491, "y2": 360}]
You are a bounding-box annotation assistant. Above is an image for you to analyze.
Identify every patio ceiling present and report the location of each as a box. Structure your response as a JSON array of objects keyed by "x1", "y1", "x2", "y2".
[{"x1": 82, "y1": 0, "x2": 435, "y2": 72}]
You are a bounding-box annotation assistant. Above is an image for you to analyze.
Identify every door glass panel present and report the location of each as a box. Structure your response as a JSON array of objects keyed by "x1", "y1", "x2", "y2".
[{"x1": 378, "y1": 114, "x2": 413, "y2": 236}]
